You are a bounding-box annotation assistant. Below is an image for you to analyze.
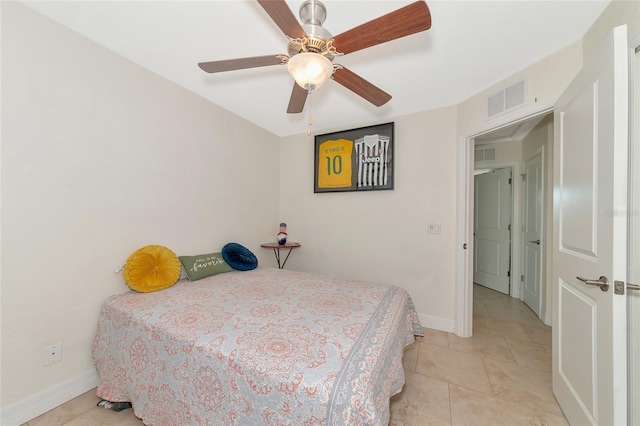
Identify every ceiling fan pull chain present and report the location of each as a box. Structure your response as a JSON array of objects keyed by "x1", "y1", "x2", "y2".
[{"x1": 307, "y1": 87, "x2": 314, "y2": 136}]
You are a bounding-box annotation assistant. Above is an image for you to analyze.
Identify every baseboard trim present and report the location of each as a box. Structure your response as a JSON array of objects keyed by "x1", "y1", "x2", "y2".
[
  {"x1": 1, "y1": 369, "x2": 98, "y2": 426},
  {"x1": 419, "y1": 313, "x2": 456, "y2": 333}
]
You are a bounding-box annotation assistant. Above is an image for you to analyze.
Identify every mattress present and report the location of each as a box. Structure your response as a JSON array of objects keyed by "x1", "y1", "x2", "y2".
[{"x1": 92, "y1": 267, "x2": 423, "y2": 425}]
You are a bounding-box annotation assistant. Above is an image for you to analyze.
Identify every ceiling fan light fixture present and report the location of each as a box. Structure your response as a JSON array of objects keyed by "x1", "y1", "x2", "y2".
[{"x1": 287, "y1": 52, "x2": 333, "y2": 91}]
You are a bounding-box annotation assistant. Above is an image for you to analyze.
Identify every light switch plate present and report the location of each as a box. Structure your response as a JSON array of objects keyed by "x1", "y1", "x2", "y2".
[{"x1": 428, "y1": 223, "x2": 441, "y2": 234}]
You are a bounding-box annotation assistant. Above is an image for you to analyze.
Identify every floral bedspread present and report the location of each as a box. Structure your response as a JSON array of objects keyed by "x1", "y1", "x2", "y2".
[{"x1": 92, "y1": 267, "x2": 423, "y2": 425}]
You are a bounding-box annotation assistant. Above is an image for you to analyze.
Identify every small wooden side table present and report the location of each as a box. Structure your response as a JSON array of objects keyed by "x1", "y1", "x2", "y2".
[{"x1": 260, "y1": 242, "x2": 301, "y2": 269}]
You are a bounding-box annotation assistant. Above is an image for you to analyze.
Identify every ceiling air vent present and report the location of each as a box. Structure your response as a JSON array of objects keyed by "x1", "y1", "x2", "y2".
[
  {"x1": 475, "y1": 147, "x2": 496, "y2": 162},
  {"x1": 486, "y1": 79, "x2": 527, "y2": 119}
]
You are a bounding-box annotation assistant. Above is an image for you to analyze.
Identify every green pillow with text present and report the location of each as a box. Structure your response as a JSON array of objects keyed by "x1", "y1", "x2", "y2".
[{"x1": 179, "y1": 252, "x2": 234, "y2": 281}]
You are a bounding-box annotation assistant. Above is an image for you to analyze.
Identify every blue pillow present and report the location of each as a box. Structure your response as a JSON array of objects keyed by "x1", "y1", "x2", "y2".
[{"x1": 222, "y1": 243, "x2": 258, "y2": 271}]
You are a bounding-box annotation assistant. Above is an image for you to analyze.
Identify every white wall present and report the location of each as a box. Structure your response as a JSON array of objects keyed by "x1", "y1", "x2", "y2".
[
  {"x1": 582, "y1": 0, "x2": 640, "y2": 62},
  {"x1": 457, "y1": 41, "x2": 583, "y2": 137},
  {"x1": 1, "y1": 1, "x2": 280, "y2": 415},
  {"x1": 279, "y1": 107, "x2": 459, "y2": 331},
  {"x1": 475, "y1": 140, "x2": 522, "y2": 164}
]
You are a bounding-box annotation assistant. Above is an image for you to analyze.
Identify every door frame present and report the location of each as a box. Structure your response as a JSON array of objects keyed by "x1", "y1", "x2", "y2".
[
  {"x1": 456, "y1": 106, "x2": 553, "y2": 337},
  {"x1": 627, "y1": 35, "x2": 640, "y2": 426}
]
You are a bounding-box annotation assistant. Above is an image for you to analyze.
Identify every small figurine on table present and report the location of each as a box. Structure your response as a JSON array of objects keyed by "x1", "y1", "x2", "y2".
[{"x1": 276, "y1": 223, "x2": 287, "y2": 245}]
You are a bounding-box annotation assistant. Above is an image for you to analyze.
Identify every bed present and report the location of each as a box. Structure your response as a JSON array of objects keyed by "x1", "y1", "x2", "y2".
[{"x1": 92, "y1": 267, "x2": 423, "y2": 425}]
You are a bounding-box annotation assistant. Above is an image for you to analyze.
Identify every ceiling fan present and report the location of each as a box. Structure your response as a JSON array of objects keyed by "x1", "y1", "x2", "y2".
[{"x1": 198, "y1": 0, "x2": 431, "y2": 114}]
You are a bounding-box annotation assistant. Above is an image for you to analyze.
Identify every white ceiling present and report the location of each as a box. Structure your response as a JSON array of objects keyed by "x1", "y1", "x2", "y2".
[{"x1": 21, "y1": 0, "x2": 610, "y2": 137}]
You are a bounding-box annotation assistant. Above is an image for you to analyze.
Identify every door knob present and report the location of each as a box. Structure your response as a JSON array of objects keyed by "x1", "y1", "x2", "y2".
[
  {"x1": 577, "y1": 276, "x2": 609, "y2": 292},
  {"x1": 529, "y1": 239, "x2": 541, "y2": 245}
]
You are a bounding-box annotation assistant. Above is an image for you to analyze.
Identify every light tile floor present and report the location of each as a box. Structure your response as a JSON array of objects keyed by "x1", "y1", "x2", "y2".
[
  {"x1": 23, "y1": 284, "x2": 566, "y2": 425},
  {"x1": 390, "y1": 284, "x2": 566, "y2": 426}
]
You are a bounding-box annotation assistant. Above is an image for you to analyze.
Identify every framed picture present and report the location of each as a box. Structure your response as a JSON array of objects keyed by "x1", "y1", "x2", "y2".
[{"x1": 314, "y1": 122, "x2": 394, "y2": 193}]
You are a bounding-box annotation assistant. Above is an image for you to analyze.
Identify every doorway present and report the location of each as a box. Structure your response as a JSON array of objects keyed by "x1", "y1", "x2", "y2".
[
  {"x1": 456, "y1": 110, "x2": 554, "y2": 339},
  {"x1": 455, "y1": 107, "x2": 553, "y2": 337},
  {"x1": 471, "y1": 113, "x2": 552, "y2": 314}
]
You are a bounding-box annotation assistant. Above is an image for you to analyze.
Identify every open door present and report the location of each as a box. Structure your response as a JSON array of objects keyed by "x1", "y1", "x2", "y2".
[
  {"x1": 523, "y1": 152, "x2": 543, "y2": 316},
  {"x1": 473, "y1": 168, "x2": 512, "y2": 294},
  {"x1": 552, "y1": 25, "x2": 629, "y2": 425}
]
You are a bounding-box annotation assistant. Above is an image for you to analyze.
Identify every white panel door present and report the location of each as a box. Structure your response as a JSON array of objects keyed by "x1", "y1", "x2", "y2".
[
  {"x1": 552, "y1": 25, "x2": 629, "y2": 425},
  {"x1": 523, "y1": 152, "x2": 543, "y2": 315},
  {"x1": 474, "y1": 168, "x2": 511, "y2": 294}
]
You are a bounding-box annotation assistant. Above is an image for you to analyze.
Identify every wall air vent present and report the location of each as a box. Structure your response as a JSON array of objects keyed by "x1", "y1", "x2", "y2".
[
  {"x1": 475, "y1": 147, "x2": 496, "y2": 162},
  {"x1": 486, "y1": 79, "x2": 527, "y2": 119},
  {"x1": 487, "y1": 92, "x2": 505, "y2": 118}
]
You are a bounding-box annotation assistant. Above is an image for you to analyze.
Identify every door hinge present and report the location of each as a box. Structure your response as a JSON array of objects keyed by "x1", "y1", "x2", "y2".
[
  {"x1": 508, "y1": 224, "x2": 511, "y2": 231},
  {"x1": 509, "y1": 178, "x2": 512, "y2": 184},
  {"x1": 521, "y1": 275, "x2": 524, "y2": 282},
  {"x1": 507, "y1": 271, "x2": 511, "y2": 277},
  {"x1": 463, "y1": 243, "x2": 468, "y2": 249}
]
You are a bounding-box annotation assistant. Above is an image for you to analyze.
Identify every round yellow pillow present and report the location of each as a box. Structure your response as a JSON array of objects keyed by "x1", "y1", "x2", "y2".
[{"x1": 123, "y1": 245, "x2": 181, "y2": 293}]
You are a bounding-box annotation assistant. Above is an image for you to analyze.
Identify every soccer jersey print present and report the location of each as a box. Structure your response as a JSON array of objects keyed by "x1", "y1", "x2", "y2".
[
  {"x1": 317, "y1": 138, "x2": 353, "y2": 188},
  {"x1": 354, "y1": 134, "x2": 390, "y2": 187}
]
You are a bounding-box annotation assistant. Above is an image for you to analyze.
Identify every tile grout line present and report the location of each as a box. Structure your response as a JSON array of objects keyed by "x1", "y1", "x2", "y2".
[
  {"x1": 479, "y1": 355, "x2": 498, "y2": 398},
  {"x1": 447, "y1": 382, "x2": 453, "y2": 425}
]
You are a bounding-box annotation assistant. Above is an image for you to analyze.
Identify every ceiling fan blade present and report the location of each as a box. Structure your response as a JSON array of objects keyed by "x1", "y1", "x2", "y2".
[
  {"x1": 332, "y1": 66, "x2": 391, "y2": 107},
  {"x1": 331, "y1": 1, "x2": 431, "y2": 55},
  {"x1": 257, "y1": 0, "x2": 306, "y2": 39},
  {"x1": 198, "y1": 55, "x2": 286, "y2": 73},
  {"x1": 287, "y1": 82, "x2": 308, "y2": 114}
]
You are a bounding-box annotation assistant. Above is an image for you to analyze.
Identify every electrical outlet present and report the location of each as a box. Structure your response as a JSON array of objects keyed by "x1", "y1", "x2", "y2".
[{"x1": 44, "y1": 343, "x2": 62, "y2": 366}]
